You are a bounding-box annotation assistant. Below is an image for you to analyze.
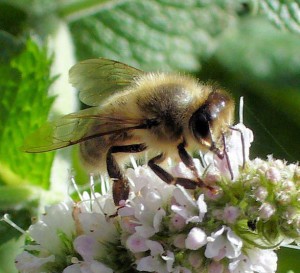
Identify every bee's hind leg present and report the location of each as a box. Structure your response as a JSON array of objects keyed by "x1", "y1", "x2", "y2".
[
  {"x1": 148, "y1": 153, "x2": 198, "y2": 189},
  {"x1": 106, "y1": 143, "x2": 147, "y2": 205}
]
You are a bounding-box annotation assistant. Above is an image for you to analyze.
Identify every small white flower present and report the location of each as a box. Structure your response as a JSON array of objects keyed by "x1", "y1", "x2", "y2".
[
  {"x1": 162, "y1": 250, "x2": 175, "y2": 272},
  {"x1": 28, "y1": 201, "x2": 75, "y2": 256},
  {"x1": 214, "y1": 123, "x2": 253, "y2": 180},
  {"x1": 229, "y1": 248, "x2": 277, "y2": 273},
  {"x1": 249, "y1": 249, "x2": 277, "y2": 273},
  {"x1": 63, "y1": 260, "x2": 113, "y2": 273},
  {"x1": 15, "y1": 200, "x2": 77, "y2": 273},
  {"x1": 185, "y1": 227, "x2": 207, "y2": 250},
  {"x1": 134, "y1": 241, "x2": 173, "y2": 273},
  {"x1": 126, "y1": 233, "x2": 148, "y2": 253},
  {"x1": 171, "y1": 186, "x2": 207, "y2": 223},
  {"x1": 136, "y1": 256, "x2": 157, "y2": 272},
  {"x1": 153, "y1": 208, "x2": 166, "y2": 232},
  {"x1": 15, "y1": 252, "x2": 55, "y2": 273},
  {"x1": 73, "y1": 235, "x2": 101, "y2": 261},
  {"x1": 136, "y1": 255, "x2": 168, "y2": 273},
  {"x1": 205, "y1": 226, "x2": 242, "y2": 260},
  {"x1": 146, "y1": 240, "x2": 164, "y2": 256}
]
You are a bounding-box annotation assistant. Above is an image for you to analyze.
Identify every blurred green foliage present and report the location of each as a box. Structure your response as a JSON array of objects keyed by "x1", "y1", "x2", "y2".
[{"x1": 0, "y1": 0, "x2": 299, "y2": 272}]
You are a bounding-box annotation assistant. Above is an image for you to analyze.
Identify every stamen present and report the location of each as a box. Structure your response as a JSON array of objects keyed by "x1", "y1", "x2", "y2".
[
  {"x1": 1, "y1": 214, "x2": 27, "y2": 235},
  {"x1": 90, "y1": 175, "x2": 105, "y2": 215},
  {"x1": 130, "y1": 155, "x2": 138, "y2": 170},
  {"x1": 239, "y1": 96, "x2": 244, "y2": 124},
  {"x1": 100, "y1": 175, "x2": 109, "y2": 195},
  {"x1": 167, "y1": 157, "x2": 172, "y2": 167},
  {"x1": 70, "y1": 174, "x2": 85, "y2": 202}
]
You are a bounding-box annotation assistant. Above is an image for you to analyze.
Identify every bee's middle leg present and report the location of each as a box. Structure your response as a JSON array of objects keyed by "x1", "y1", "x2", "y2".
[
  {"x1": 148, "y1": 153, "x2": 198, "y2": 189},
  {"x1": 106, "y1": 143, "x2": 147, "y2": 205}
]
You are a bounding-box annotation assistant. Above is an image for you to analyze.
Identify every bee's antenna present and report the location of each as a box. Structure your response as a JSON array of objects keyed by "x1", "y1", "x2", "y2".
[{"x1": 198, "y1": 150, "x2": 207, "y2": 169}]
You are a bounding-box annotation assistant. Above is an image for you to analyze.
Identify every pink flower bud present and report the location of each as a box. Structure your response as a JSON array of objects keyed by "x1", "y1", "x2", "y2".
[
  {"x1": 254, "y1": 186, "x2": 268, "y2": 202},
  {"x1": 188, "y1": 252, "x2": 203, "y2": 268},
  {"x1": 266, "y1": 167, "x2": 281, "y2": 183},
  {"x1": 276, "y1": 192, "x2": 291, "y2": 205},
  {"x1": 281, "y1": 180, "x2": 295, "y2": 191},
  {"x1": 170, "y1": 214, "x2": 186, "y2": 231},
  {"x1": 259, "y1": 203, "x2": 275, "y2": 219},
  {"x1": 126, "y1": 234, "x2": 148, "y2": 253},
  {"x1": 223, "y1": 206, "x2": 240, "y2": 224},
  {"x1": 208, "y1": 261, "x2": 224, "y2": 273},
  {"x1": 173, "y1": 234, "x2": 186, "y2": 249}
]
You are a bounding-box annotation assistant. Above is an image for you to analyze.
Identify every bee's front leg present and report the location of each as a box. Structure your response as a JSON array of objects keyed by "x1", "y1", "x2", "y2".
[
  {"x1": 106, "y1": 144, "x2": 147, "y2": 205},
  {"x1": 148, "y1": 153, "x2": 198, "y2": 189},
  {"x1": 177, "y1": 141, "x2": 211, "y2": 188}
]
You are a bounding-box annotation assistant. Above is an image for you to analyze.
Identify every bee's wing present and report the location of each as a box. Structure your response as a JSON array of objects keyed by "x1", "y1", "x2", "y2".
[
  {"x1": 69, "y1": 58, "x2": 144, "y2": 106},
  {"x1": 22, "y1": 107, "x2": 146, "y2": 153}
]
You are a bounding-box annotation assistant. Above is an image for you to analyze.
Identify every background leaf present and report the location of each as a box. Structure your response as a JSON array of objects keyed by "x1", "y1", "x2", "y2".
[
  {"x1": 257, "y1": 0, "x2": 300, "y2": 34},
  {"x1": 0, "y1": 40, "x2": 55, "y2": 189},
  {"x1": 69, "y1": 0, "x2": 240, "y2": 71}
]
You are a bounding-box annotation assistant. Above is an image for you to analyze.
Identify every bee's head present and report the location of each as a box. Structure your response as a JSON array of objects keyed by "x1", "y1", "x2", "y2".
[{"x1": 189, "y1": 90, "x2": 234, "y2": 150}]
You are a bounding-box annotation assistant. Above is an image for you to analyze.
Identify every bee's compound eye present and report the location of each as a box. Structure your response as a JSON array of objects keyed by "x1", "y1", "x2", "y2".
[{"x1": 189, "y1": 110, "x2": 210, "y2": 140}]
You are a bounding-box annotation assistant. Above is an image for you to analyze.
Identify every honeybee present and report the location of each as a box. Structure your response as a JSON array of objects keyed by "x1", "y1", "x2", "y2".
[{"x1": 23, "y1": 58, "x2": 234, "y2": 205}]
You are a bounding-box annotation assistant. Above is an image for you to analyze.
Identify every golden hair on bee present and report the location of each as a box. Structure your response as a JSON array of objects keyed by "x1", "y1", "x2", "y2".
[{"x1": 23, "y1": 58, "x2": 234, "y2": 205}]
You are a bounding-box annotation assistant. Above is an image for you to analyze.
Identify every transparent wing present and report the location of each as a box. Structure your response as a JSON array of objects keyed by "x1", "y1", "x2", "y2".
[
  {"x1": 69, "y1": 58, "x2": 144, "y2": 106},
  {"x1": 22, "y1": 107, "x2": 146, "y2": 153}
]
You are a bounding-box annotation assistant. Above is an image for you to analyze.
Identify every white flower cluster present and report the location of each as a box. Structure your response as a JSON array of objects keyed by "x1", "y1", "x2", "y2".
[{"x1": 14, "y1": 124, "x2": 299, "y2": 273}]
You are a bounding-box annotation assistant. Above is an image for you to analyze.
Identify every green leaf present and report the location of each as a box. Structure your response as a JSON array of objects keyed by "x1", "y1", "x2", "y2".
[
  {"x1": 0, "y1": 39, "x2": 55, "y2": 188},
  {"x1": 277, "y1": 247, "x2": 300, "y2": 273},
  {"x1": 0, "y1": 236, "x2": 25, "y2": 273},
  {"x1": 69, "y1": 0, "x2": 241, "y2": 71}
]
